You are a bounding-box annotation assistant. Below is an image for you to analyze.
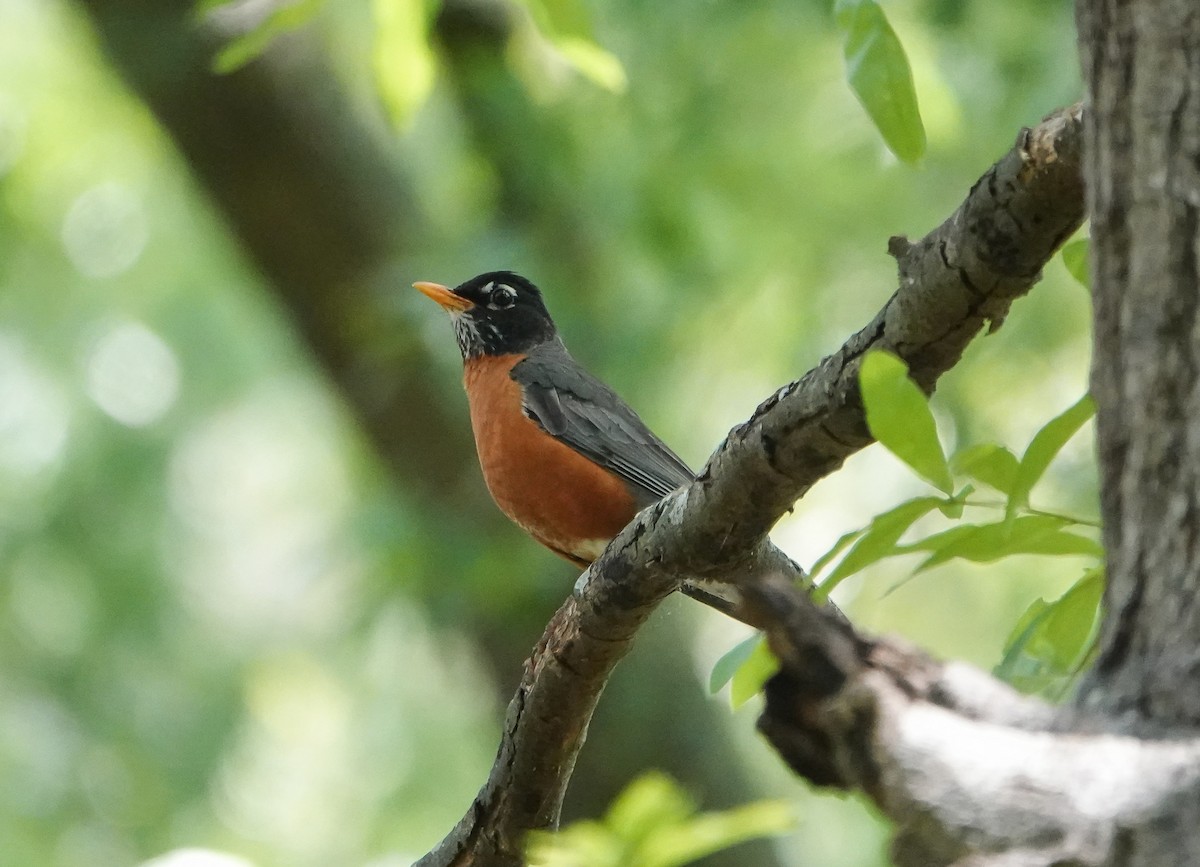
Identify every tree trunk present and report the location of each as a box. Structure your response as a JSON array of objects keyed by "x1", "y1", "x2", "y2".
[{"x1": 1076, "y1": 0, "x2": 1200, "y2": 728}]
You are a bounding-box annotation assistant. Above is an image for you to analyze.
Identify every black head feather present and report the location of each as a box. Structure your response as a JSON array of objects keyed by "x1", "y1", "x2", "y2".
[{"x1": 442, "y1": 271, "x2": 558, "y2": 359}]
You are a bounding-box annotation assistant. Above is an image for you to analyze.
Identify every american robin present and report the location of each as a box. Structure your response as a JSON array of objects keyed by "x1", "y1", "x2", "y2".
[{"x1": 415, "y1": 270, "x2": 737, "y2": 615}]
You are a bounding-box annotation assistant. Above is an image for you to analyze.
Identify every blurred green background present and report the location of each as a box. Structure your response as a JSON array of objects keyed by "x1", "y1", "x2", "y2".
[{"x1": 0, "y1": 0, "x2": 1092, "y2": 865}]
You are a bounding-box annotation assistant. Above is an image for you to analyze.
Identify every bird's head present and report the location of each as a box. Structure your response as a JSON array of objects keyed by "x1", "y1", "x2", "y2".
[{"x1": 414, "y1": 271, "x2": 557, "y2": 360}]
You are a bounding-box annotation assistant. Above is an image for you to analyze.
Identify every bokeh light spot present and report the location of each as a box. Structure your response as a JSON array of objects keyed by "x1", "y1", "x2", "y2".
[
  {"x1": 167, "y1": 381, "x2": 355, "y2": 641},
  {"x1": 61, "y1": 181, "x2": 148, "y2": 278},
  {"x1": 0, "y1": 93, "x2": 27, "y2": 176},
  {"x1": 84, "y1": 320, "x2": 181, "y2": 427},
  {"x1": 0, "y1": 695, "x2": 80, "y2": 817},
  {"x1": 138, "y1": 849, "x2": 258, "y2": 867},
  {"x1": 10, "y1": 545, "x2": 94, "y2": 659},
  {"x1": 0, "y1": 334, "x2": 69, "y2": 476}
]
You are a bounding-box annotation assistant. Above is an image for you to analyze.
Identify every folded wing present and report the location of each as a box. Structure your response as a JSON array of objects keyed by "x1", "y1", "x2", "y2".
[{"x1": 513, "y1": 341, "x2": 695, "y2": 506}]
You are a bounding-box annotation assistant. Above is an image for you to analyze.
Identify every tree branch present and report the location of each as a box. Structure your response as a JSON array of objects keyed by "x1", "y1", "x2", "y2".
[
  {"x1": 751, "y1": 574, "x2": 1200, "y2": 867},
  {"x1": 418, "y1": 104, "x2": 1087, "y2": 866}
]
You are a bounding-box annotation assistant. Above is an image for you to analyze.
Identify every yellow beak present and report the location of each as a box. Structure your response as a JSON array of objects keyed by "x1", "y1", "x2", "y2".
[{"x1": 413, "y1": 281, "x2": 474, "y2": 312}]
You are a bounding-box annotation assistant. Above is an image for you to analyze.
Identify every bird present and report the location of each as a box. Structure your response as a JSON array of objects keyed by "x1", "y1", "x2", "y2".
[{"x1": 414, "y1": 270, "x2": 740, "y2": 616}]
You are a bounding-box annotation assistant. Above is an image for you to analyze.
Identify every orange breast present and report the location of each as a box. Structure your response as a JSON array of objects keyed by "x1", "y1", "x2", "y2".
[{"x1": 464, "y1": 354, "x2": 639, "y2": 564}]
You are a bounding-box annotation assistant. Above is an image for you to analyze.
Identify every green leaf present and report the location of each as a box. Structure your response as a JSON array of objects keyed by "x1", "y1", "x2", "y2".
[
  {"x1": 859, "y1": 351, "x2": 952, "y2": 492},
  {"x1": 529, "y1": 773, "x2": 793, "y2": 867},
  {"x1": 890, "y1": 521, "x2": 974, "y2": 553},
  {"x1": 950, "y1": 443, "x2": 1019, "y2": 495},
  {"x1": 1015, "y1": 530, "x2": 1103, "y2": 558},
  {"x1": 606, "y1": 771, "x2": 694, "y2": 844},
  {"x1": 709, "y1": 634, "x2": 761, "y2": 694},
  {"x1": 936, "y1": 485, "x2": 971, "y2": 519},
  {"x1": 807, "y1": 526, "x2": 866, "y2": 582},
  {"x1": 213, "y1": 30, "x2": 276, "y2": 75},
  {"x1": 814, "y1": 496, "x2": 944, "y2": 601},
  {"x1": 1060, "y1": 238, "x2": 1090, "y2": 289},
  {"x1": 514, "y1": 0, "x2": 628, "y2": 93},
  {"x1": 834, "y1": 0, "x2": 926, "y2": 164},
  {"x1": 520, "y1": 0, "x2": 593, "y2": 39},
  {"x1": 1035, "y1": 567, "x2": 1105, "y2": 669},
  {"x1": 995, "y1": 568, "x2": 1104, "y2": 692},
  {"x1": 527, "y1": 822, "x2": 620, "y2": 866},
  {"x1": 641, "y1": 801, "x2": 795, "y2": 867},
  {"x1": 556, "y1": 38, "x2": 628, "y2": 92},
  {"x1": 904, "y1": 515, "x2": 1101, "y2": 572},
  {"x1": 211, "y1": 0, "x2": 324, "y2": 74},
  {"x1": 373, "y1": 0, "x2": 440, "y2": 129},
  {"x1": 730, "y1": 638, "x2": 778, "y2": 709},
  {"x1": 1007, "y1": 395, "x2": 1096, "y2": 517}
]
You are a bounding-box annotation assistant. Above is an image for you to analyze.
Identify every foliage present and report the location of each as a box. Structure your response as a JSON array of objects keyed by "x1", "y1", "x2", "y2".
[
  {"x1": 1003, "y1": 393, "x2": 1095, "y2": 521},
  {"x1": 861, "y1": 351, "x2": 951, "y2": 491},
  {"x1": 511, "y1": 0, "x2": 629, "y2": 93},
  {"x1": 201, "y1": 0, "x2": 627, "y2": 121},
  {"x1": 995, "y1": 566, "x2": 1103, "y2": 697},
  {"x1": 202, "y1": 0, "x2": 924, "y2": 158},
  {"x1": 835, "y1": 0, "x2": 926, "y2": 163},
  {"x1": 201, "y1": 0, "x2": 327, "y2": 73},
  {"x1": 710, "y1": 634, "x2": 779, "y2": 710},
  {"x1": 1061, "y1": 238, "x2": 1091, "y2": 288},
  {"x1": 716, "y1": 351, "x2": 1101, "y2": 704},
  {"x1": 373, "y1": 0, "x2": 441, "y2": 128},
  {"x1": 829, "y1": 353, "x2": 1099, "y2": 695},
  {"x1": 527, "y1": 772, "x2": 794, "y2": 867}
]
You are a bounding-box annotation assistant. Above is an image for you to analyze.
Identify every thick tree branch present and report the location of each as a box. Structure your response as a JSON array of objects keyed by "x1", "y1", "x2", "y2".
[
  {"x1": 418, "y1": 105, "x2": 1086, "y2": 866},
  {"x1": 1075, "y1": 0, "x2": 1200, "y2": 727},
  {"x1": 752, "y1": 575, "x2": 1200, "y2": 867},
  {"x1": 415, "y1": 554, "x2": 674, "y2": 866}
]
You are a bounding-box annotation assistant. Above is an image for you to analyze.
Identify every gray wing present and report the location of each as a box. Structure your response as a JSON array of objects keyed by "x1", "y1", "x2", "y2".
[{"x1": 512, "y1": 341, "x2": 694, "y2": 505}]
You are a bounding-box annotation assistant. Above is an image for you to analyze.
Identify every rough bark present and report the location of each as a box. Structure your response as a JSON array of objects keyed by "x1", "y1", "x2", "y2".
[
  {"x1": 755, "y1": 3, "x2": 1200, "y2": 866},
  {"x1": 1075, "y1": 0, "x2": 1200, "y2": 727},
  {"x1": 417, "y1": 105, "x2": 1088, "y2": 867},
  {"x1": 752, "y1": 576, "x2": 1200, "y2": 867}
]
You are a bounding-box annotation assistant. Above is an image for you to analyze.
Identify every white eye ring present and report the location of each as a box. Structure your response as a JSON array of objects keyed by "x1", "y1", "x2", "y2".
[{"x1": 488, "y1": 283, "x2": 517, "y2": 310}]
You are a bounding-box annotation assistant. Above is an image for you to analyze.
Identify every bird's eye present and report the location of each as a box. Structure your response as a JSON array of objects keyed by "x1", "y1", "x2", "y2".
[{"x1": 488, "y1": 283, "x2": 517, "y2": 310}]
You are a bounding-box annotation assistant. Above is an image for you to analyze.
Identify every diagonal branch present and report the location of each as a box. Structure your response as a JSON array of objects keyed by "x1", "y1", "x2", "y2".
[
  {"x1": 417, "y1": 104, "x2": 1086, "y2": 867},
  {"x1": 669, "y1": 105, "x2": 1086, "y2": 574}
]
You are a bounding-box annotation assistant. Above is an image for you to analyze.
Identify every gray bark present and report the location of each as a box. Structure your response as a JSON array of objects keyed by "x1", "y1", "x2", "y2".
[
  {"x1": 754, "y1": 577, "x2": 1200, "y2": 867},
  {"x1": 1076, "y1": 0, "x2": 1200, "y2": 728}
]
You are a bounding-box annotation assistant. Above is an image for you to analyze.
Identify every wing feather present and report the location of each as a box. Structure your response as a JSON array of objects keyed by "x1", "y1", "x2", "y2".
[{"x1": 513, "y1": 341, "x2": 694, "y2": 505}]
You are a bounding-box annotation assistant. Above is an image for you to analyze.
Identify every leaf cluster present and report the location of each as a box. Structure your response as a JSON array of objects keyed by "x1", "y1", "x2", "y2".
[
  {"x1": 714, "y1": 350, "x2": 1102, "y2": 708},
  {"x1": 527, "y1": 772, "x2": 793, "y2": 867},
  {"x1": 199, "y1": 0, "x2": 924, "y2": 158}
]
